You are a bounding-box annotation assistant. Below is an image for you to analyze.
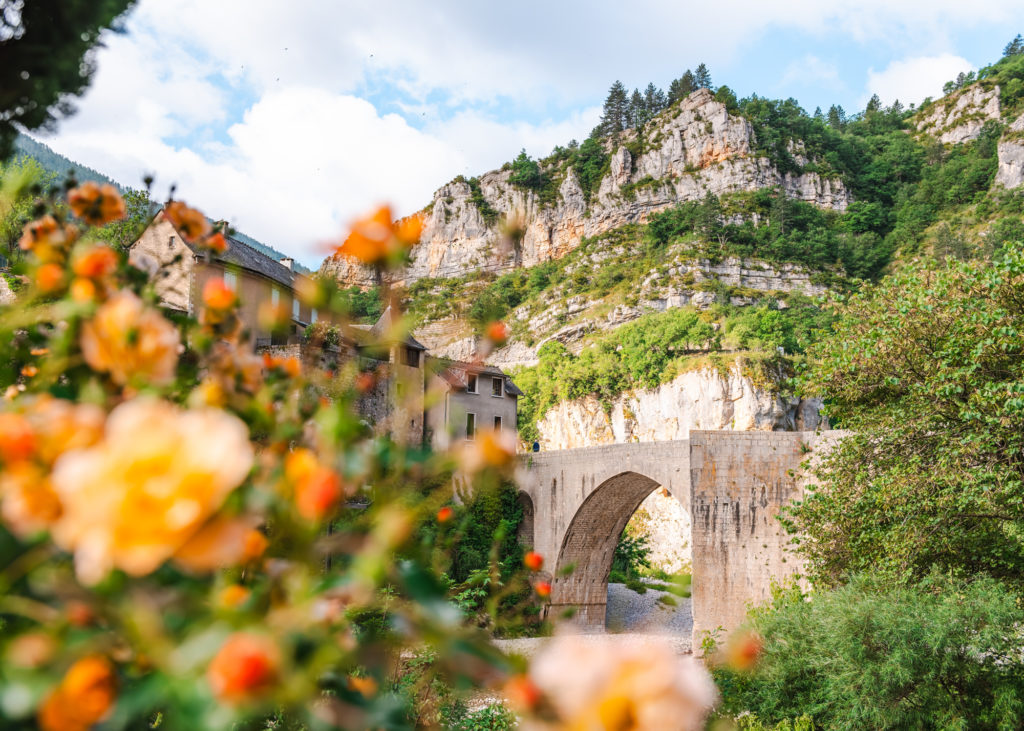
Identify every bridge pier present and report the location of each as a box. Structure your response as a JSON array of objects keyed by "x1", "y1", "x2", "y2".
[{"x1": 516, "y1": 430, "x2": 838, "y2": 647}]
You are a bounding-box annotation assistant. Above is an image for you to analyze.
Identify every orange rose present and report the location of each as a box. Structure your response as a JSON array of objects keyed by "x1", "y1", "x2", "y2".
[
  {"x1": 80, "y1": 291, "x2": 180, "y2": 386},
  {"x1": 164, "y1": 201, "x2": 211, "y2": 242},
  {"x1": 458, "y1": 427, "x2": 517, "y2": 473},
  {"x1": 72, "y1": 244, "x2": 118, "y2": 280},
  {"x1": 205, "y1": 231, "x2": 229, "y2": 253},
  {"x1": 523, "y1": 551, "x2": 544, "y2": 572},
  {"x1": 724, "y1": 629, "x2": 763, "y2": 672},
  {"x1": 436, "y1": 506, "x2": 454, "y2": 523},
  {"x1": 208, "y1": 633, "x2": 279, "y2": 703},
  {"x1": 19, "y1": 216, "x2": 77, "y2": 262},
  {"x1": 203, "y1": 278, "x2": 237, "y2": 310},
  {"x1": 0, "y1": 462, "x2": 62, "y2": 537},
  {"x1": 485, "y1": 321, "x2": 510, "y2": 345},
  {"x1": 336, "y1": 206, "x2": 421, "y2": 266},
  {"x1": 38, "y1": 655, "x2": 117, "y2": 731},
  {"x1": 173, "y1": 514, "x2": 266, "y2": 573},
  {"x1": 67, "y1": 182, "x2": 126, "y2": 226},
  {"x1": 70, "y1": 278, "x2": 97, "y2": 302},
  {"x1": 219, "y1": 584, "x2": 251, "y2": 609},
  {"x1": 50, "y1": 398, "x2": 254, "y2": 585},
  {"x1": 534, "y1": 581, "x2": 552, "y2": 598},
  {"x1": 0, "y1": 412, "x2": 35, "y2": 463},
  {"x1": 35, "y1": 263, "x2": 64, "y2": 292},
  {"x1": 285, "y1": 448, "x2": 344, "y2": 521}
]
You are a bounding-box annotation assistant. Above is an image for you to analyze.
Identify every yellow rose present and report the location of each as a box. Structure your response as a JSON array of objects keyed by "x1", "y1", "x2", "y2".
[
  {"x1": 50, "y1": 398, "x2": 254, "y2": 585},
  {"x1": 80, "y1": 291, "x2": 180, "y2": 386}
]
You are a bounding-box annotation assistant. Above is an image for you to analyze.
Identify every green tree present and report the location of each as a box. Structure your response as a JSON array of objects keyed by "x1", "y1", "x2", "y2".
[
  {"x1": 1005, "y1": 33, "x2": 1024, "y2": 57},
  {"x1": 795, "y1": 246, "x2": 1024, "y2": 588},
  {"x1": 629, "y1": 88, "x2": 645, "y2": 129},
  {"x1": 92, "y1": 187, "x2": 153, "y2": 249},
  {"x1": 507, "y1": 149, "x2": 543, "y2": 190},
  {"x1": 0, "y1": 155, "x2": 54, "y2": 259},
  {"x1": 599, "y1": 80, "x2": 629, "y2": 137},
  {"x1": 693, "y1": 63, "x2": 713, "y2": 90},
  {"x1": 668, "y1": 70, "x2": 695, "y2": 105},
  {"x1": 0, "y1": 1, "x2": 138, "y2": 160},
  {"x1": 643, "y1": 82, "x2": 666, "y2": 116}
]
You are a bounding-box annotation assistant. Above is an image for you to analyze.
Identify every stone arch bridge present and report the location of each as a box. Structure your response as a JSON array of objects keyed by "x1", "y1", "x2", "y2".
[{"x1": 514, "y1": 430, "x2": 838, "y2": 645}]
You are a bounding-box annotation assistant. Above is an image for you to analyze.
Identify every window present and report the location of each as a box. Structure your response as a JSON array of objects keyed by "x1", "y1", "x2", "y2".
[
  {"x1": 402, "y1": 346, "x2": 420, "y2": 367},
  {"x1": 292, "y1": 298, "x2": 300, "y2": 320},
  {"x1": 466, "y1": 413, "x2": 476, "y2": 439},
  {"x1": 271, "y1": 287, "x2": 280, "y2": 306},
  {"x1": 223, "y1": 270, "x2": 237, "y2": 291},
  {"x1": 466, "y1": 374, "x2": 478, "y2": 393},
  {"x1": 491, "y1": 377, "x2": 503, "y2": 397},
  {"x1": 493, "y1": 416, "x2": 502, "y2": 430},
  {"x1": 311, "y1": 308, "x2": 318, "y2": 323}
]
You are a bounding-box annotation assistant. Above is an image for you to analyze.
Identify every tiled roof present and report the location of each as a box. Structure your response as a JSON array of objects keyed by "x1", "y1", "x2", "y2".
[
  {"x1": 370, "y1": 306, "x2": 427, "y2": 350},
  {"x1": 188, "y1": 234, "x2": 299, "y2": 290}
]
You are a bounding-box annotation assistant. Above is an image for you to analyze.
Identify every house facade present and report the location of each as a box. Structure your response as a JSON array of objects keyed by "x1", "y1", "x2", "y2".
[
  {"x1": 426, "y1": 358, "x2": 521, "y2": 451},
  {"x1": 129, "y1": 212, "x2": 317, "y2": 345}
]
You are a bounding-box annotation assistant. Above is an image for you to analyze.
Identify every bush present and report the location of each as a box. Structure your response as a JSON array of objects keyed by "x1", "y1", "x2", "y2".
[{"x1": 715, "y1": 574, "x2": 1024, "y2": 729}]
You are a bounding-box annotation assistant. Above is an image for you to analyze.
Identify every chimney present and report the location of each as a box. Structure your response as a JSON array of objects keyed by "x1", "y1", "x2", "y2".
[{"x1": 279, "y1": 257, "x2": 294, "y2": 270}]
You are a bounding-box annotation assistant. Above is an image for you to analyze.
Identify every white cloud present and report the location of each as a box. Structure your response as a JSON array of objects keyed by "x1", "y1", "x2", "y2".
[{"x1": 864, "y1": 54, "x2": 975, "y2": 107}]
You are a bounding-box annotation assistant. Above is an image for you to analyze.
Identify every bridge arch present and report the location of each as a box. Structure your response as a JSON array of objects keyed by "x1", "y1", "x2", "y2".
[{"x1": 549, "y1": 471, "x2": 666, "y2": 627}]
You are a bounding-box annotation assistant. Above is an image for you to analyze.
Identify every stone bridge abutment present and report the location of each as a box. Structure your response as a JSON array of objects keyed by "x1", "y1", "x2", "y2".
[{"x1": 515, "y1": 430, "x2": 837, "y2": 646}]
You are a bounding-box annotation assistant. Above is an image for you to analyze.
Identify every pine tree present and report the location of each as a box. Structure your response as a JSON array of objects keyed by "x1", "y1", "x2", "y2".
[
  {"x1": 629, "y1": 88, "x2": 644, "y2": 129},
  {"x1": 668, "y1": 70, "x2": 696, "y2": 105},
  {"x1": 826, "y1": 105, "x2": 846, "y2": 128},
  {"x1": 599, "y1": 80, "x2": 629, "y2": 137},
  {"x1": 865, "y1": 94, "x2": 882, "y2": 114},
  {"x1": 0, "y1": 0, "x2": 138, "y2": 160},
  {"x1": 644, "y1": 82, "x2": 666, "y2": 115},
  {"x1": 813, "y1": 106, "x2": 824, "y2": 121},
  {"x1": 1004, "y1": 34, "x2": 1024, "y2": 57},
  {"x1": 693, "y1": 63, "x2": 712, "y2": 90}
]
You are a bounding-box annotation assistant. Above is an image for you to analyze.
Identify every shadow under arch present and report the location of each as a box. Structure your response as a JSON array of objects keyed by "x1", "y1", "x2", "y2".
[
  {"x1": 516, "y1": 491, "x2": 535, "y2": 549},
  {"x1": 549, "y1": 470, "x2": 665, "y2": 628}
]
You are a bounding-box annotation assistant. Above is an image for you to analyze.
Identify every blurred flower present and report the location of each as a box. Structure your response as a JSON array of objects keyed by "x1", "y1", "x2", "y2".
[
  {"x1": 80, "y1": 291, "x2": 180, "y2": 386},
  {"x1": 68, "y1": 182, "x2": 125, "y2": 226},
  {"x1": 205, "y1": 231, "x2": 229, "y2": 254},
  {"x1": 336, "y1": 206, "x2": 423, "y2": 267},
  {"x1": 24, "y1": 397, "x2": 105, "y2": 465},
  {"x1": 354, "y1": 371, "x2": 376, "y2": 393},
  {"x1": 523, "y1": 636, "x2": 717, "y2": 731},
  {"x1": 0, "y1": 412, "x2": 35, "y2": 463},
  {"x1": 486, "y1": 321, "x2": 510, "y2": 346},
  {"x1": 285, "y1": 448, "x2": 345, "y2": 522},
  {"x1": 66, "y1": 601, "x2": 95, "y2": 628},
  {"x1": 458, "y1": 427, "x2": 517, "y2": 473},
  {"x1": 203, "y1": 277, "x2": 237, "y2": 310},
  {"x1": 19, "y1": 216, "x2": 77, "y2": 262},
  {"x1": 70, "y1": 278, "x2": 97, "y2": 303},
  {"x1": 35, "y1": 262, "x2": 65, "y2": 292},
  {"x1": 164, "y1": 201, "x2": 211, "y2": 242},
  {"x1": 173, "y1": 514, "x2": 267, "y2": 573},
  {"x1": 50, "y1": 398, "x2": 254, "y2": 585},
  {"x1": 38, "y1": 655, "x2": 117, "y2": 731},
  {"x1": 0, "y1": 462, "x2": 62, "y2": 537},
  {"x1": 524, "y1": 551, "x2": 544, "y2": 572},
  {"x1": 21, "y1": 364, "x2": 38, "y2": 378},
  {"x1": 263, "y1": 353, "x2": 302, "y2": 378},
  {"x1": 219, "y1": 585, "x2": 252, "y2": 609},
  {"x1": 348, "y1": 675, "x2": 378, "y2": 697},
  {"x1": 533, "y1": 581, "x2": 551, "y2": 598},
  {"x1": 72, "y1": 244, "x2": 118, "y2": 280},
  {"x1": 294, "y1": 276, "x2": 323, "y2": 308},
  {"x1": 7, "y1": 631, "x2": 56, "y2": 669},
  {"x1": 436, "y1": 506, "x2": 454, "y2": 523},
  {"x1": 504, "y1": 674, "x2": 542, "y2": 712},
  {"x1": 208, "y1": 633, "x2": 279, "y2": 704},
  {"x1": 723, "y1": 629, "x2": 763, "y2": 672}
]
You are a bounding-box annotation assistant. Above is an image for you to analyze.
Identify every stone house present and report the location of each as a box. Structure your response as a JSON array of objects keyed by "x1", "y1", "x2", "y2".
[
  {"x1": 129, "y1": 210, "x2": 318, "y2": 345},
  {"x1": 426, "y1": 358, "x2": 522, "y2": 451}
]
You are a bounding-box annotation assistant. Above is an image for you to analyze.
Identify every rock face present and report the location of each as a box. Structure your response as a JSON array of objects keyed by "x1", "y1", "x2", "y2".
[
  {"x1": 536, "y1": 360, "x2": 823, "y2": 450},
  {"x1": 916, "y1": 84, "x2": 1001, "y2": 144},
  {"x1": 995, "y1": 112, "x2": 1024, "y2": 189},
  {"x1": 320, "y1": 89, "x2": 851, "y2": 286}
]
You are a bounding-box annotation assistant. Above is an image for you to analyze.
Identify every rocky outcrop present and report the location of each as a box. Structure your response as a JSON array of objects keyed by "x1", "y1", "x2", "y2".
[
  {"x1": 321, "y1": 89, "x2": 851, "y2": 286},
  {"x1": 535, "y1": 360, "x2": 824, "y2": 450},
  {"x1": 916, "y1": 84, "x2": 1001, "y2": 145},
  {"x1": 995, "y1": 112, "x2": 1024, "y2": 189}
]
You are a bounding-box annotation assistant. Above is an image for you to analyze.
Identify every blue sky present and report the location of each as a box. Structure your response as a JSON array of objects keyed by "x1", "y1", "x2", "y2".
[{"x1": 39, "y1": 0, "x2": 1024, "y2": 266}]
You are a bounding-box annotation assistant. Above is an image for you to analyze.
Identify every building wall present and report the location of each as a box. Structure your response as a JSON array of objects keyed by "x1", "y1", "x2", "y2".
[
  {"x1": 389, "y1": 345, "x2": 425, "y2": 445},
  {"x1": 429, "y1": 372, "x2": 518, "y2": 450},
  {"x1": 129, "y1": 217, "x2": 193, "y2": 312}
]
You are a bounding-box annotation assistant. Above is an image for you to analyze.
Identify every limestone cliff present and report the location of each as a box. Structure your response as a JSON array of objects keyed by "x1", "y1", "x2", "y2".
[
  {"x1": 320, "y1": 89, "x2": 851, "y2": 286},
  {"x1": 535, "y1": 359, "x2": 823, "y2": 451},
  {"x1": 916, "y1": 84, "x2": 1002, "y2": 144},
  {"x1": 995, "y1": 112, "x2": 1024, "y2": 189}
]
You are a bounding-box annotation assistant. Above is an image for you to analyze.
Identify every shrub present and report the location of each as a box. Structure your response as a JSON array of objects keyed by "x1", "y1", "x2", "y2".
[{"x1": 714, "y1": 573, "x2": 1024, "y2": 730}]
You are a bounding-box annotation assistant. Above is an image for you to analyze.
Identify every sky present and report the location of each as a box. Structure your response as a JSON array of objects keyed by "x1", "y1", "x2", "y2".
[{"x1": 34, "y1": 0, "x2": 1024, "y2": 267}]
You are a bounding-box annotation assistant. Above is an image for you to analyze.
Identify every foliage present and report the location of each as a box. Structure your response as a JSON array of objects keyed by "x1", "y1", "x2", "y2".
[
  {"x1": 507, "y1": 149, "x2": 545, "y2": 190},
  {"x1": 715, "y1": 573, "x2": 1024, "y2": 730},
  {"x1": 440, "y1": 701, "x2": 517, "y2": 731},
  {"x1": 467, "y1": 176, "x2": 499, "y2": 225},
  {"x1": 611, "y1": 528, "x2": 651, "y2": 579},
  {"x1": 89, "y1": 187, "x2": 154, "y2": 249},
  {"x1": 0, "y1": 155, "x2": 56, "y2": 259},
  {"x1": 337, "y1": 283, "x2": 384, "y2": 323},
  {"x1": 794, "y1": 245, "x2": 1024, "y2": 589},
  {"x1": 0, "y1": 1, "x2": 138, "y2": 160},
  {"x1": 0, "y1": 184, "x2": 544, "y2": 730}
]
